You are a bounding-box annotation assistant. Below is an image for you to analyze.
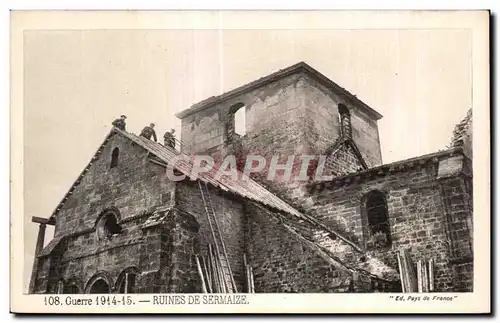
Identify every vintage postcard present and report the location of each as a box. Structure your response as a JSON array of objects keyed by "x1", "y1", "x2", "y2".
[{"x1": 10, "y1": 10, "x2": 490, "y2": 313}]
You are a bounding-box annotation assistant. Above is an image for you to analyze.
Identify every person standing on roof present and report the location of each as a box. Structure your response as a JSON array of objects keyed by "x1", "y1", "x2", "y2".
[
  {"x1": 140, "y1": 123, "x2": 157, "y2": 142},
  {"x1": 112, "y1": 115, "x2": 127, "y2": 131},
  {"x1": 163, "y1": 128, "x2": 176, "y2": 149}
]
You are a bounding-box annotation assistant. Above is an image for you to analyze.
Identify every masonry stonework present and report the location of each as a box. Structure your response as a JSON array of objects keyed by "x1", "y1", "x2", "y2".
[
  {"x1": 175, "y1": 180, "x2": 246, "y2": 291},
  {"x1": 31, "y1": 62, "x2": 473, "y2": 294},
  {"x1": 298, "y1": 74, "x2": 382, "y2": 168},
  {"x1": 307, "y1": 151, "x2": 473, "y2": 292},
  {"x1": 245, "y1": 203, "x2": 353, "y2": 292}
]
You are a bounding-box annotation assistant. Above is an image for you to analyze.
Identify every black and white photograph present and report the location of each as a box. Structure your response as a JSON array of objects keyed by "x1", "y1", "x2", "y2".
[{"x1": 10, "y1": 10, "x2": 490, "y2": 313}]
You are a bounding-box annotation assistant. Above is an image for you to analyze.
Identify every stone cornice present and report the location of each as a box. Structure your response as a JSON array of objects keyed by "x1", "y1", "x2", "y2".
[{"x1": 309, "y1": 147, "x2": 465, "y2": 194}]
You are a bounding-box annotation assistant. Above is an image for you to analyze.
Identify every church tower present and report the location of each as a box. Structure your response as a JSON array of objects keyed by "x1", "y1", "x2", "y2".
[{"x1": 175, "y1": 62, "x2": 384, "y2": 194}]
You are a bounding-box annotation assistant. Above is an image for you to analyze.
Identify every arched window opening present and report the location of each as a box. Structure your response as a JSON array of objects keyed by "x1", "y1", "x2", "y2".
[
  {"x1": 64, "y1": 284, "x2": 80, "y2": 294},
  {"x1": 89, "y1": 279, "x2": 111, "y2": 294},
  {"x1": 110, "y1": 148, "x2": 119, "y2": 168},
  {"x1": 228, "y1": 102, "x2": 246, "y2": 140},
  {"x1": 117, "y1": 273, "x2": 137, "y2": 293},
  {"x1": 56, "y1": 280, "x2": 81, "y2": 294},
  {"x1": 364, "y1": 191, "x2": 391, "y2": 249},
  {"x1": 234, "y1": 106, "x2": 246, "y2": 136},
  {"x1": 96, "y1": 210, "x2": 122, "y2": 241},
  {"x1": 338, "y1": 103, "x2": 352, "y2": 139}
]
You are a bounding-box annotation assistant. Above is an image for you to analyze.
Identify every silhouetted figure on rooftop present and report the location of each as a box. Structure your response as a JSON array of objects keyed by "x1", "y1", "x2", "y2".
[
  {"x1": 140, "y1": 123, "x2": 157, "y2": 142},
  {"x1": 112, "y1": 115, "x2": 127, "y2": 131},
  {"x1": 163, "y1": 129, "x2": 176, "y2": 149}
]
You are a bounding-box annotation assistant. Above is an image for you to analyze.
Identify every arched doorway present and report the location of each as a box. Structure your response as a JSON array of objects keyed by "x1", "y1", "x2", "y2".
[{"x1": 89, "y1": 278, "x2": 111, "y2": 294}]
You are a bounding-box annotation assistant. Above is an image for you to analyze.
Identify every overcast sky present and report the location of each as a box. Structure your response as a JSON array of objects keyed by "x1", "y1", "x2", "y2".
[{"x1": 23, "y1": 28, "x2": 471, "y2": 290}]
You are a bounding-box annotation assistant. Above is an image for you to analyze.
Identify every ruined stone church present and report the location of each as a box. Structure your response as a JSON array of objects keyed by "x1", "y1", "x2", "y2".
[{"x1": 29, "y1": 62, "x2": 473, "y2": 294}]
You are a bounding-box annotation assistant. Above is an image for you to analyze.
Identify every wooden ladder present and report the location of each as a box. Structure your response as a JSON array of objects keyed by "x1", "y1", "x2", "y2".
[{"x1": 198, "y1": 181, "x2": 238, "y2": 293}]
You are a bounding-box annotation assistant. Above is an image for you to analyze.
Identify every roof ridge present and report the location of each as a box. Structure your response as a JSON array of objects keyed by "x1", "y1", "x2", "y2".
[
  {"x1": 48, "y1": 128, "x2": 363, "y2": 253},
  {"x1": 49, "y1": 128, "x2": 118, "y2": 220},
  {"x1": 309, "y1": 147, "x2": 465, "y2": 192},
  {"x1": 175, "y1": 61, "x2": 383, "y2": 120},
  {"x1": 118, "y1": 129, "x2": 367, "y2": 251}
]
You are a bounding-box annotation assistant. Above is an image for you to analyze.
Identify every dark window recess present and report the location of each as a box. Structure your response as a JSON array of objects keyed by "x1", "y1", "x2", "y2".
[
  {"x1": 63, "y1": 284, "x2": 80, "y2": 294},
  {"x1": 365, "y1": 191, "x2": 391, "y2": 248},
  {"x1": 338, "y1": 103, "x2": 352, "y2": 138},
  {"x1": 110, "y1": 148, "x2": 119, "y2": 168},
  {"x1": 118, "y1": 273, "x2": 137, "y2": 293},
  {"x1": 96, "y1": 212, "x2": 122, "y2": 240},
  {"x1": 89, "y1": 279, "x2": 111, "y2": 294}
]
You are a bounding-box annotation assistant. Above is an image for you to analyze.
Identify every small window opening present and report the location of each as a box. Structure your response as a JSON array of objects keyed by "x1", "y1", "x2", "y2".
[
  {"x1": 58, "y1": 280, "x2": 80, "y2": 294},
  {"x1": 364, "y1": 191, "x2": 391, "y2": 248},
  {"x1": 234, "y1": 107, "x2": 246, "y2": 136},
  {"x1": 338, "y1": 103, "x2": 352, "y2": 138},
  {"x1": 110, "y1": 148, "x2": 119, "y2": 168},
  {"x1": 64, "y1": 284, "x2": 80, "y2": 294},
  {"x1": 96, "y1": 211, "x2": 122, "y2": 241},
  {"x1": 228, "y1": 102, "x2": 246, "y2": 140},
  {"x1": 118, "y1": 273, "x2": 137, "y2": 293}
]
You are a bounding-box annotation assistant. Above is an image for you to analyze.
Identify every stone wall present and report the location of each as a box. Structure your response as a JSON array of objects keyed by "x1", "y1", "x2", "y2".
[
  {"x1": 325, "y1": 142, "x2": 365, "y2": 177},
  {"x1": 450, "y1": 109, "x2": 472, "y2": 159},
  {"x1": 299, "y1": 74, "x2": 382, "y2": 168},
  {"x1": 33, "y1": 207, "x2": 202, "y2": 294},
  {"x1": 32, "y1": 132, "x2": 179, "y2": 293},
  {"x1": 245, "y1": 203, "x2": 353, "y2": 292},
  {"x1": 175, "y1": 180, "x2": 246, "y2": 291},
  {"x1": 54, "y1": 132, "x2": 176, "y2": 237},
  {"x1": 62, "y1": 217, "x2": 145, "y2": 293},
  {"x1": 32, "y1": 246, "x2": 62, "y2": 293},
  {"x1": 178, "y1": 71, "x2": 383, "y2": 210},
  {"x1": 436, "y1": 156, "x2": 473, "y2": 292},
  {"x1": 179, "y1": 73, "x2": 304, "y2": 156},
  {"x1": 160, "y1": 209, "x2": 201, "y2": 293},
  {"x1": 307, "y1": 152, "x2": 473, "y2": 292},
  {"x1": 237, "y1": 74, "x2": 382, "y2": 208}
]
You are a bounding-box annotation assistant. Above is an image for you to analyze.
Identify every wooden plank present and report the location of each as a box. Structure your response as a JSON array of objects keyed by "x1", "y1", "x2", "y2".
[
  {"x1": 201, "y1": 257, "x2": 212, "y2": 293},
  {"x1": 403, "y1": 250, "x2": 413, "y2": 292},
  {"x1": 212, "y1": 247, "x2": 222, "y2": 293},
  {"x1": 417, "y1": 260, "x2": 423, "y2": 293},
  {"x1": 209, "y1": 245, "x2": 220, "y2": 293},
  {"x1": 428, "y1": 259, "x2": 435, "y2": 292},
  {"x1": 199, "y1": 183, "x2": 232, "y2": 293},
  {"x1": 422, "y1": 260, "x2": 429, "y2": 293},
  {"x1": 204, "y1": 182, "x2": 238, "y2": 293},
  {"x1": 32, "y1": 216, "x2": 55, "y2": 225},
  {"x1": 400, "y1": 249, "x2": 410, "y2": 293},
  {"x1": 212, "y1": 246, "x2": 227, "y2": 293},
  {"x1": 209, "y1": 248, "x2": 218, "y2": 293},
  {"x1": 243, "y1": 254, "x2": 249, "y2": 293},
  {"x1": 196, "y1": 256, "x2": 208, "y2": 293},
  {"x1": 247, "y1": 266, "x2": 251, "y2": 293},
  {"x1": 403, "y1": 250, "x2": 410, "y2": 292},
  {"x1": 249, "y1": 266, "x2": 255, "y2": 293},
  {"x1": 403, "y1": 249, "x2": 417, "y2": 292},
  {"x1": 219, "y1": 262, "x2": 229, "y2": 293},
  {"x1": 396, "y1": 251, "x2": 406, "y2": 293}
]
